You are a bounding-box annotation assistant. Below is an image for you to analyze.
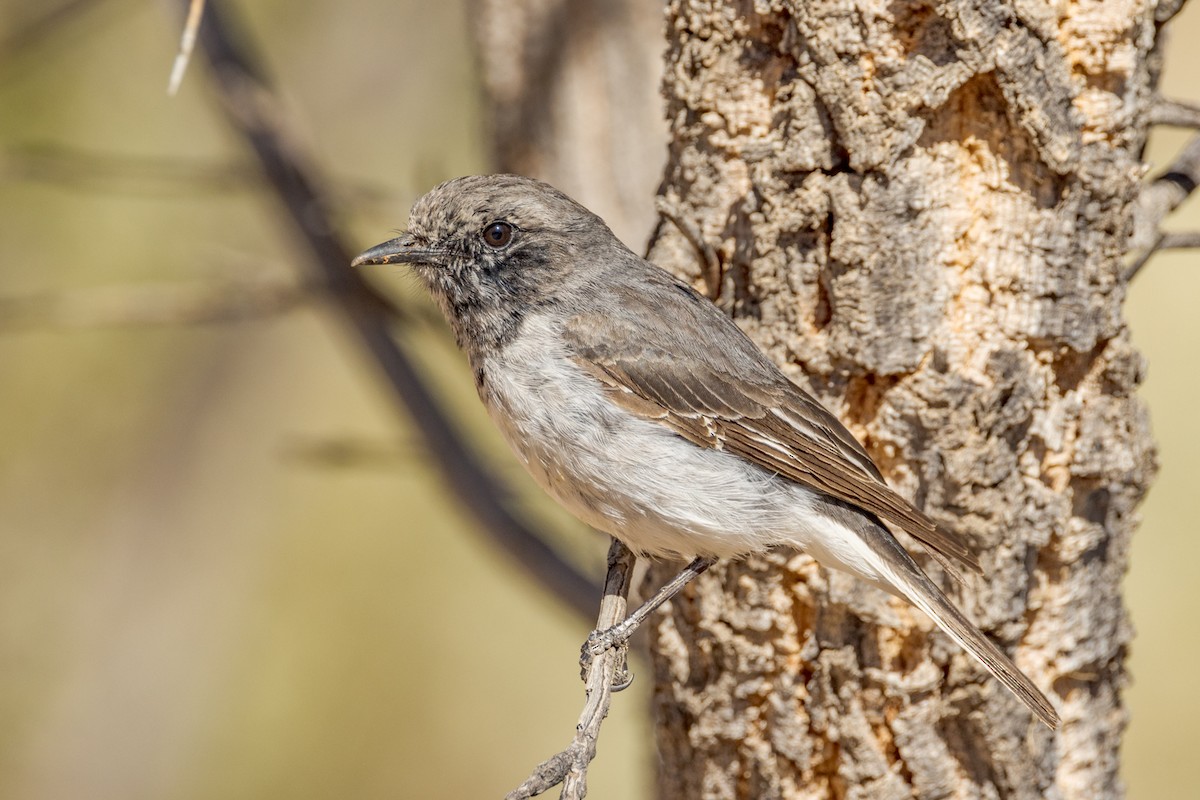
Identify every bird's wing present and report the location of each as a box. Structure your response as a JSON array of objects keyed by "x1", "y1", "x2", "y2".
[{"x1": 563, "y1": 293, "x2": 981, "y2": 575}]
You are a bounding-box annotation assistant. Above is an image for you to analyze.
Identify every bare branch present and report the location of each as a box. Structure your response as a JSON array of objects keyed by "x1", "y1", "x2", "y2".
[
  {"x1": 1123, "y1": 231, "x2": 1164, "y2": 283},
  {"x1": 0, "y1": 278, "x2": 306, "y2": 330},
  {"x1": 280, "y1": 434, "x2": 424, "y2": 470},
  {"x1": 0, "y1": 0, "x2": 113, "y2": 64},
  {"x1": 656, "y1": 196, "x2": 724, "y2": 302},
  {"x1": 506, "y1": 539, "x2": 636, "y2": 800},
  {"x1": 1, "y1": 142, "x2": 252, "y2": 194},
  {"x1": 1128, "y1": 132, "x2": 1200, "y2": 269},
  {"x1": 185, "y1": 0, "x2": 600, "y2": 618},
  {"x1": 0, "y1": 143, "x2": 400, "y2": 208},
  {"x1": 167, "y1": 0, "x2": 206, "y2": 95},
  {"x1": 1161, "y1": 230, "x2": 1200, "y2": 250},
  {"x1": 1129, "y1": 228, "x2": 1200, "y2": 281},
  {"x1": 1156, "y1": 0, "x2": 1191, "y2": 24},
  {"x1": 1147, "y1": 97, "x2": 1200, "y2": 129}
]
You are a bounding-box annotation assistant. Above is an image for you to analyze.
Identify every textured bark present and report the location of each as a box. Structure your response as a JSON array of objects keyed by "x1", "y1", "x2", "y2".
[
  {"x1": 645, "y1": 3, "x2": 1157, "y2": 799},
  {"x1": 474, "y1": 1, "x2": 1161, "y2": 798}
]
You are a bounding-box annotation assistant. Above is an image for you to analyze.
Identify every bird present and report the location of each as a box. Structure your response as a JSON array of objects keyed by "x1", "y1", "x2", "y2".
[{"x1": 352, "y1": 173, "x2": 1059, "y2": 729}]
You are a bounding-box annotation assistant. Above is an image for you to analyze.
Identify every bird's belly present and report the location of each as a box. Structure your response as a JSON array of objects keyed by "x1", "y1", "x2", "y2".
[{"x1": 480, "y1": 341, "x2": 806, "y2": 560}]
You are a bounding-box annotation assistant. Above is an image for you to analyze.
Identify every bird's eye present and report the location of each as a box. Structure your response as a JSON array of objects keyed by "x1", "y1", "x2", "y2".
[{"x1": 482, "y1": 221, "x2": 514, "y2": 249}]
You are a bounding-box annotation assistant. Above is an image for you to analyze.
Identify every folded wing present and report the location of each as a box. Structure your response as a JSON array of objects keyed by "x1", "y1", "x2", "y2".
[{"x1": 564, "y1": 283, "x2": 980, "y2": 575}]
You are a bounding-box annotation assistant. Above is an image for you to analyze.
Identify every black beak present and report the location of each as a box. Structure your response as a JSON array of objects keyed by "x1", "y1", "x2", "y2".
[{"x1": 350, "y1": 234, "x2": 440, "y2": 267}]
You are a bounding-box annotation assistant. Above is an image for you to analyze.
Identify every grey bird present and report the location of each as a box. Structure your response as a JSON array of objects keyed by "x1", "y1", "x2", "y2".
[{"x1": 352, "y1": 174, "x2": 1059, "y2": 729}]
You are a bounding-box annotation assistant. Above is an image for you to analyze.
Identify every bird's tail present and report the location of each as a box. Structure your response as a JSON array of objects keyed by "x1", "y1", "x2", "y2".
[{"x1": 872, "y1": 533, "x2": 1060, "y2": 728}]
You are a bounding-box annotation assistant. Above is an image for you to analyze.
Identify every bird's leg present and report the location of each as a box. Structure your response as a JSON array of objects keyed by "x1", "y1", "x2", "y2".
[{"x1": 581, "y1": 556, "x2": 717, "y2": 666}]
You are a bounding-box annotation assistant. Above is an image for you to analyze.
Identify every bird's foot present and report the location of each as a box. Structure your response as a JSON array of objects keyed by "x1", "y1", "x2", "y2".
[
  {"x1": 579, "y1": 627, "x2": 634, "y2": 691},
  {"x1": 585, "y1": 624, "x2": 623, "y2": 657}
]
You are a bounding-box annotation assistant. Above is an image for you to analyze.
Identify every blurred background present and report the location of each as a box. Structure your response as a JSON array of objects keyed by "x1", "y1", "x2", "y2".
[{"x1": 0, "y1": 1, "x2": 1196, "y2": 798}]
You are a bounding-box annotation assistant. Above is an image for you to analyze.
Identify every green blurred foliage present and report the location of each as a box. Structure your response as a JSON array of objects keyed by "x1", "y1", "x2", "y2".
[{"x1": 0, "y1": 1, "x2": 1196, "y2": 798}]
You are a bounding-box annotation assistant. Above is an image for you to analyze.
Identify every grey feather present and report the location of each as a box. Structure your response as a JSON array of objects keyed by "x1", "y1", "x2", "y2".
[
  {"x1": 818, "y1": 497, "x2": 1060, "y2": 728},
  {"x1": 352, "y1": 174, "x2": 1059, "y2": 729},
  {"x1": 563, "y1": 288, "x2": 982, "y2": 575}
]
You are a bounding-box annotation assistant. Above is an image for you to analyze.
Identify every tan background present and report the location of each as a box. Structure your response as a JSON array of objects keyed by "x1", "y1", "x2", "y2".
[{"x1": 0, "y1": 1, "x2": 1195, "y2": 797}]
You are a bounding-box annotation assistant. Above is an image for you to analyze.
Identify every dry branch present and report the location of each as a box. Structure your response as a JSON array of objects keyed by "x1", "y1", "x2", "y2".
[
  {"x1": 0, "y1": 278, "x2": 306, "y2": 330},
  {"x1": 1156, "y1": 0, "x2": 1192, "y2": 25},
  {"x1": 167, "y1": 0, "x2": 205, "y2": 95},
  {"x1": 182, "y1": 0, "x2": 600, "y2": 619},
  {"x1": 506, "y1": 539, "x2": 636, "y2": 800},
  {"x1": 0, "y1": 142, "x2": 399, "y2": 210},
  {"x1": 0, "y1": 0, "x2": 112, "y2": 66},
  {"x1": 1161, "y1": 230, "x2": 1200, "y2": 249},
  {"x1": 1129, "y1": 132, "x2": 1200, "y2": 268},
  {"x1": 1147, "y1": 97, "x2": 1200, "y2": 129}
]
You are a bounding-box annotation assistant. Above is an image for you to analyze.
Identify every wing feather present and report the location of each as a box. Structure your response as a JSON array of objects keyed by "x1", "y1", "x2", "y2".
[{"x1": 564, "y1": 309, "x2": 981, "y2": 574}]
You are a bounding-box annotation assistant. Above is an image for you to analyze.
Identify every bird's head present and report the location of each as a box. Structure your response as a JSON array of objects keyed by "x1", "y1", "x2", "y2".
[{"x1": 353, "y1": 174, "x2": 618, "y2": 357}]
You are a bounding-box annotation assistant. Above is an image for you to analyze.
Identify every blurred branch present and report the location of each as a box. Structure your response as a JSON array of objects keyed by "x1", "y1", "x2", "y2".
[
  {"x1": 1128, "y1": 132, "x2": 1200, "y2": 278},
  {"x1": 0, "y1": 142, "x2": 399, "y2": 208},
  {"x1": 506, "y1": 539, "x2": 635, "y2": 800},
  {"x1": 1156, "y1": 0, "x2": 1191, "y2": 24},
  {"x1": 184, "y1": 0, "x2": 599, "y2": 617},
  {"x1": 280, "y1": 434, "x2": 424, "y2": 471},
  {"x1": 0, "y1": 277, "x2": 306, "y2": 330},
  {"x1": 2, "y1": 142, "x2": 252, "y2": 194},
  {"x1": 167, "y1": 0, "x2": 206, "y2": 95},
  {"x1": 1161, "y1": 230, "x2": 1200, "y2": 249},
  {"x1": 1147, "y1": 97, "x2": 1200, "y2": 129},
  {"x1": 1125, "y1": 230, "x2": 1200, "y2": 282},
  {"x1": 0, "y1": 0, "x2": 131, "y2": 85},
  {"x1": 0, "y1": 0, "x2": 112, "y2": 58}
]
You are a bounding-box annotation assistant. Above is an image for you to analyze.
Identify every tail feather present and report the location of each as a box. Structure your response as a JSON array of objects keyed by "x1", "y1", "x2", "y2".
[{"x1": 875, "y1": 535, "x2": 1060, "y2": 728}]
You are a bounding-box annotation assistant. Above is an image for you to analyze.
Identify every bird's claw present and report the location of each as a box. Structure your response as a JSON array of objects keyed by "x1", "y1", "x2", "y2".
[
  {"x1": 579, "y1": 629, "x2": 634, "y2": 691},
  {"x1": 610, "y1": 662, "x2": 634, "y2": 692},
  {"x1": 585, "y1": 627, "x2": 617, "y2": 657}
]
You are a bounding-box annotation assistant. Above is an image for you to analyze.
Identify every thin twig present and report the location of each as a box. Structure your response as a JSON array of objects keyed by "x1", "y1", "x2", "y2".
[
  {"x1": 506, "y1": 539, "x2": 636, "y2": 800},
  {"x1": 0, "y1": 278, "x2": 307, "y2": 330},
  {"x1": 167, "y1": 0, "x2": 206, "y2": 95},
  {"x1": 1131, "y1": 230, "x2": 1200, "y2": 280},
  {"x1": 1147, "y1": 97, "x2": 1200, "y2": 129},
  {"x1": 1161, "y1": 230, "x2": 1200, "y2": 250},
  {"x1": 1156, "y1": 0, "x2": 1191, "y2": 24},
  {"x1": 1123, "y1": 231, "x2": 1164, "y2": 283},
  {"x1": 0, "y1": 142, "x2": 401, "y2": 208},
  {"x1": 0, "y1": 142, "x2": 251, "y2": 195},
  {"x1": 186, "y1": 0, "x2": 600, "y2": 618},
  {"x1": 0, "y1": 274, "x2": 448, "y2": 334},
  {"x1": 1128, "y1": 132, "x2": 1200, "y2": 275},
  {"x1": 656, "y1": 196, "x2": 723, "y2": 301},
  {"x1": 0, "y1": 0, "x2": 112, "y2": 63}
]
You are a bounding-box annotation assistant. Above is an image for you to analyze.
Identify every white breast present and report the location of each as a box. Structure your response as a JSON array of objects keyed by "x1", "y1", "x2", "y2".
[{"x1": 478, "y1": 315, "x2": 815, "y2": 560}]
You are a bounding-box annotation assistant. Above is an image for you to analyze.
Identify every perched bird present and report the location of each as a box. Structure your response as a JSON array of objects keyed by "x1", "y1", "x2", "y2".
[{"x1": 352, "y1": 174, "x2": 1059, "y2": 728}]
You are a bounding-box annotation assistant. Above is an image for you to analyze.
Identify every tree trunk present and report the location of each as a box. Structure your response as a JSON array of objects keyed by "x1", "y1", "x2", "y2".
[
  {"x1": 475, "y1": 2, "x2": 1160, "y2": 797},
  {"x1": 644, "y1": 2, "x2": 1157, "y2": 798}
]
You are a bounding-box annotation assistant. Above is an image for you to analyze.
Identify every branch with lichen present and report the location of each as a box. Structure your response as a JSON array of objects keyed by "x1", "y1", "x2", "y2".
[{"x1": 506, "y1": 539, "x2": 636, "y2": 800}]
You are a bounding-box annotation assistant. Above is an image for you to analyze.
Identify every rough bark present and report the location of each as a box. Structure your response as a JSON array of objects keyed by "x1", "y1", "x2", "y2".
[
  {"x1": 645, "y1": 3, "x2": 1157, "y2": 799},
  {"x1": 475, "y1": 1, "x2": 1161, "y2": 798}
]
